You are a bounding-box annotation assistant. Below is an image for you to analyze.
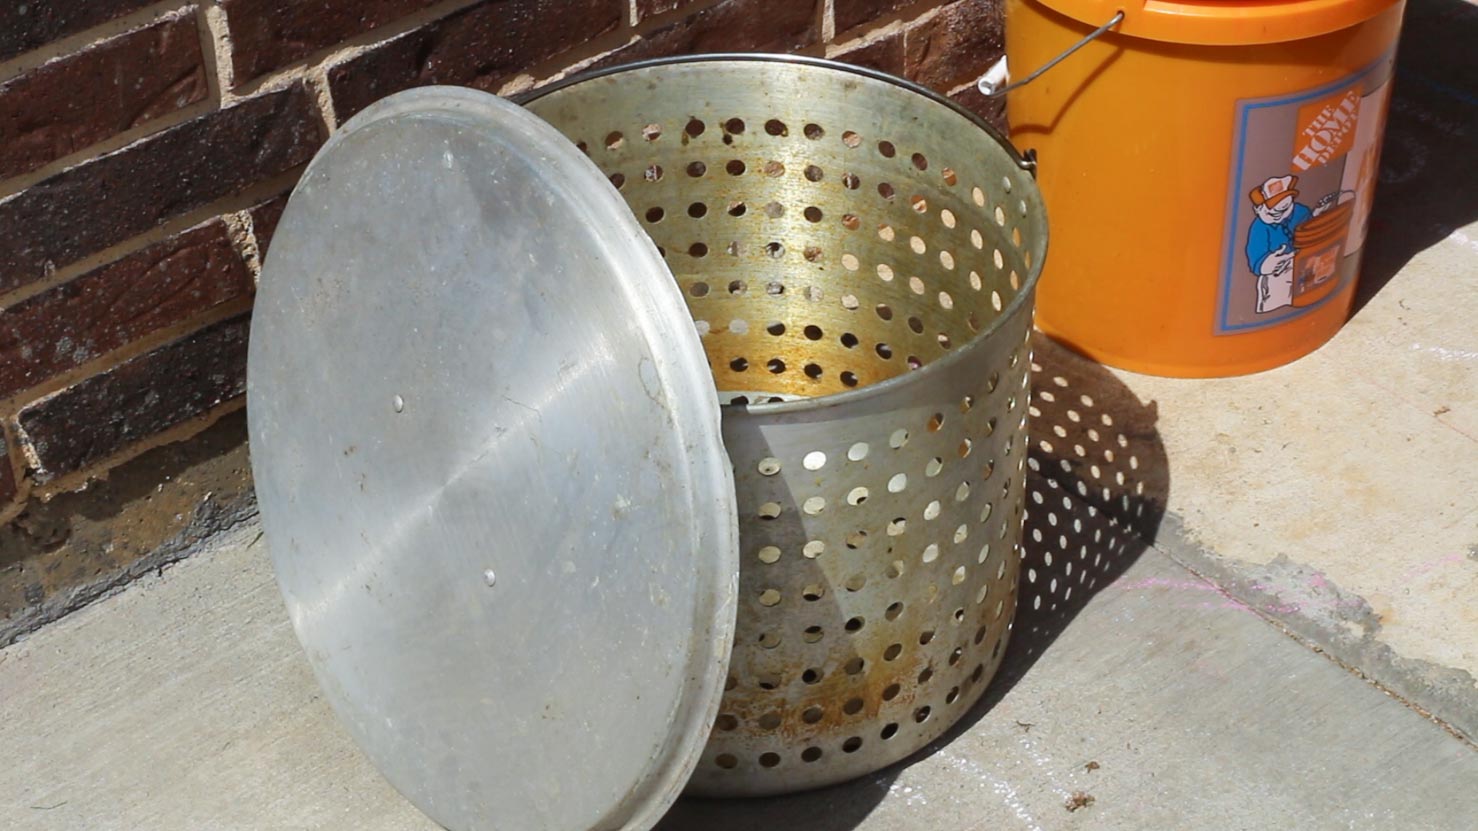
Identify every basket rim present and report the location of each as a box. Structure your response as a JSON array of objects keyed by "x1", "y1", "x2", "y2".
[{"x1": 519, "y1": 52, "x2": 1048, "y2": 417}]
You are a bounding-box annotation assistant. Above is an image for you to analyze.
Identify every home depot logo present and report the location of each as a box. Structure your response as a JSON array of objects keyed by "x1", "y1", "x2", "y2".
[{"x1": 1292, "y1": 87, "x2": 1362, "y2": 171}]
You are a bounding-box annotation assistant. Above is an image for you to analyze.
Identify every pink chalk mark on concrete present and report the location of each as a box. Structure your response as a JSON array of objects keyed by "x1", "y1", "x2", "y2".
[
  {"x1": 1112, "y1": 576, "x2": 1220, "y2": 593},
  {"x1": 1400, "y1": 552, "x2": 1465, "y2": 582}
]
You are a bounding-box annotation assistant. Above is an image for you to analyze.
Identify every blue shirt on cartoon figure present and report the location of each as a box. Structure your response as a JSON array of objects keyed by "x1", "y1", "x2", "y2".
[{"x1": 1244, "y1": 175, "x2": 1313, "y2": 277}]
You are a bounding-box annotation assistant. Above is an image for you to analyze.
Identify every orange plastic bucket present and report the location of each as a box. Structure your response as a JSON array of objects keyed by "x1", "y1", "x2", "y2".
[{"x1": 1005, "y1": 0, "x2": 1406, "y2": 376}]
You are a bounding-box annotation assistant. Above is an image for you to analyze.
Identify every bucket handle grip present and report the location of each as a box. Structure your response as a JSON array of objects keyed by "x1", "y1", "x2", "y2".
[{"x1": 978, "y1": 11, "x2": 1125, "y2": 98}]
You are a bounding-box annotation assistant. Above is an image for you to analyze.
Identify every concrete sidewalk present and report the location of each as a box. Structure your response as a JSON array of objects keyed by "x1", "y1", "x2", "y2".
[{"x1": 2, "y1": 518, "x2": 1474, "y2": 831}]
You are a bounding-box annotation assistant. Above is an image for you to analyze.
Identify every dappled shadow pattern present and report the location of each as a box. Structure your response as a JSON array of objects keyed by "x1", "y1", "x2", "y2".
[{"x1": 657, "y1": 333, "x2": 1168, "y2": 827}]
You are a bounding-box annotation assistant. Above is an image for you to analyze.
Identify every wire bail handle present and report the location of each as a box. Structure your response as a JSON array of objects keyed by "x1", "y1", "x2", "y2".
[{"x1": 977, "y1": 11, "x2": 1126, "y2": 98}]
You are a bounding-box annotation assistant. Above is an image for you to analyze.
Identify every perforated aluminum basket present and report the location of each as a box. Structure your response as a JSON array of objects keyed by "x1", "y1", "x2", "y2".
[{"x1": 525, "y1": 55, "x2": 1046, "y2": 797}]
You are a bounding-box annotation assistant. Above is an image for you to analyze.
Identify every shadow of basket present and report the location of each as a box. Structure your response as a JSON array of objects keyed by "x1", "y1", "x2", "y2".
[
  {"x1": 914, "y1": 331, "x2": 1169, "y2": 745},
  {"x1": 1001, "y1": 333, "x2": 1168, "y2": 678},
  {"x1": 655, "y1": 332, "x2": 1169, "y2": 829}
]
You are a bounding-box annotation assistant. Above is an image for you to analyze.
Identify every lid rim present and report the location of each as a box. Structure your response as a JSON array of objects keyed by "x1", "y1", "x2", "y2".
[{"x1": 252, "y1": 85, "x2": 738, "y2": 831}]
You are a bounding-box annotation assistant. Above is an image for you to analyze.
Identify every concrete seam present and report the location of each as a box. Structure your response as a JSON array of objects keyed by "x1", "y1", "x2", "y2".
[{"x1": 1151, "y1": 532, "x2": 1478, "y2": 751}]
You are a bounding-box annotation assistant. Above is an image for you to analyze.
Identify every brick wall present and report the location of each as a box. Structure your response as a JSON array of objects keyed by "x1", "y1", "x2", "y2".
[{"x1": 0, "y1": 0, "x2": 1004, "y2": 624}]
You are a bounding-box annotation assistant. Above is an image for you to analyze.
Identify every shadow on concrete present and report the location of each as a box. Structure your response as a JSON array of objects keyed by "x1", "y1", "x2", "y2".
[
  {"x1": 0, "y1": 412, "x2": 255, "y2": 646},
  {"x1": 657, "y1": 333, "x2": 1169, "y2": 828},
  {"x1": 924, "y1": 333, "x2": 1169, "y2": 742},
  {"x1": 1352, "y1": 0, "x2": 1478, "y2": 316}
]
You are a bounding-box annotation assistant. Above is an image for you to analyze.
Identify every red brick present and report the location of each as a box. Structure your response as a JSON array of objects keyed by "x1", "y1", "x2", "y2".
[
  {"x1": 949, "y1": 82, "x2": 1006, "y2": 133},
  {"x1": 0, "y1": 220, "x2": 253, "y2": 400},
  {"x1": 0, "y1": 16, "x2": 208, "y2": 180},
  {"x1": 832, "y1": 31, "x2": 906, "y2": 77},
  {"x1": 221, "y1": 0, "x2": 441, "y2": 86},
  {"x1": 595, "y1": 0, "x2": 819, "y2": 69},
  {"x1": 904, "y1": 0, "x2": 1002, "y2": 94},
  {"x1": 17, "y1": 315, "x2": 250, "y2": 482},
  {"x1": 634, "y1": 0, "x2": 701, "y2": 22},
  {"x1": 249, "y1": 194, "x2": 290, "y2": 257},
  {"x1": 328, "y1": 0, "x2": 623, "y2": 123},
  {"x1": 0, "y1": 84, "x2": 325, "y2": 295},
  {"x1": 834, "y1": 0, "x2": 912, "y2": 35},
  {"x1": 0, "y1": 0, "x2": 156, "y2": 62}
]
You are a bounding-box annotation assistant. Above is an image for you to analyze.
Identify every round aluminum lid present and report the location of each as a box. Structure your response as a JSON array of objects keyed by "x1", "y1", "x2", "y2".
[{"x1": 247, "y1": 87, "x2": 738, "y2": 831}]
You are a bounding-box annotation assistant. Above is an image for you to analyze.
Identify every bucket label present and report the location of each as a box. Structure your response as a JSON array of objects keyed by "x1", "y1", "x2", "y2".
[{"x1": 1216, "y1": 51, "x2": 1396, "y2": 334}]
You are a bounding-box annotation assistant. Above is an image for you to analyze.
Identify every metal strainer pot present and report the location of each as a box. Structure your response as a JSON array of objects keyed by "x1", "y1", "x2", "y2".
[
  {"x1": 250, "y1": 54, "x2": 1045, "y2": 831},
  {"x1": 524, "y1": 56, "x2": 1044, "y2": 796}
]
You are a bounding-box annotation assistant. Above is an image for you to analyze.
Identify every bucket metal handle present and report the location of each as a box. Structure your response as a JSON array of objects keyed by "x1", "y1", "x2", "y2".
[{"x1": 978, "y1": 11, "x2": 1126, "y2": 98}]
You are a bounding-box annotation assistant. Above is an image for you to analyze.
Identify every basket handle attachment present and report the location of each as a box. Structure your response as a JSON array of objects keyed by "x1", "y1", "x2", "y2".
[{"x1": 977, "y1": 11, "x2": 1125, "y2": 98}]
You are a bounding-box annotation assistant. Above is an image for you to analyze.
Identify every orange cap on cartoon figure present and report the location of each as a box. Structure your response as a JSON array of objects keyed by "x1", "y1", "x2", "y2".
[{"x1": 1250, "y1": 175, "x2": 1299, "y2": 207}]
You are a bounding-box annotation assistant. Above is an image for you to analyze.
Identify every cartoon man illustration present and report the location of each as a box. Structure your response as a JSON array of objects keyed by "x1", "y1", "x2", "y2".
[{"x1": 1244, "y1": 175, "x2": 1334, "y2": 313}]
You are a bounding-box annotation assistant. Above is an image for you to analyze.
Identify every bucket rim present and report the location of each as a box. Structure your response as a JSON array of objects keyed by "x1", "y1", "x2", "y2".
[
  {"x1": 520, "y1": 52, "x2": 1048, "y2": 418},
  {"x1": 1023, "y1": 0, "x2": 1404, "y2": 47}
]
